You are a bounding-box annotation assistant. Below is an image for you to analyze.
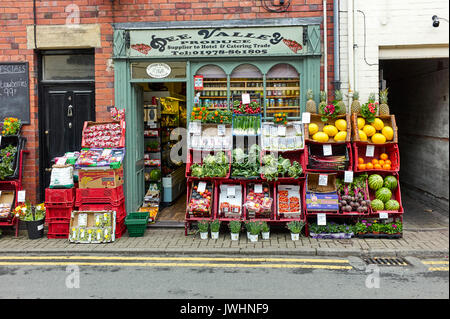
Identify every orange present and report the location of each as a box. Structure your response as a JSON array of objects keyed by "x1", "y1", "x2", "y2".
[
  {"x1": 358, "y1": 163, "x2": 366, "y2": 170},
  {"x1": 383, "y1": 164, "x2": 391, "y2": 170},
  {"x1": 374, "y1": 164, "x2": 382, "y2": 170},
  {"x1": 366, "y1": 163, "x2": 373, "y2": 170},
  {"x1": 358, "y1": 157, "x2": 365, "y2": 164},
  {"x1": 378, "y1": 160, "x2": 385, "y2": 166},
  {"x1": 380, "y1": 153, "x2": 388, "y2": 160},
  {"x1": 371, "y1": 159, "x2": 379, "y2": 165},
  {"x1": 385, "y1": 159, "x2": 391, "y2": 165}
]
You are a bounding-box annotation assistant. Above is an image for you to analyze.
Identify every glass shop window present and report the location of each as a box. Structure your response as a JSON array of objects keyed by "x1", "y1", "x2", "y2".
[{"x1": 194, "y1": 64, "x2": 227, "y2": 109}]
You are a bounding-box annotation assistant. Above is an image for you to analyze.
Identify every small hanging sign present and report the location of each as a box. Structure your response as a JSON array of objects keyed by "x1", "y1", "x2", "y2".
[
  {"x1": 194, "y1": 75, "x2": 204, "y2": 90},
  {"x1": 366, "y1": 145, "x2": 375, "y2": 157}
]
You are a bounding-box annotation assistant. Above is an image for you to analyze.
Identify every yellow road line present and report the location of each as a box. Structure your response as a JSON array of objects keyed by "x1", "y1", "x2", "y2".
[
  {"x1": 428, "y1": 267, "x2": 449, "y2": 272},
  {"x1": 422, "y1": 261, "x2": 449, "y2": 265},
  {"x1": 0, "y1": 255, "x2": 349, "y2": 264},
  {"x1": 0, "y1": 261, "x2": 352, "y2": 270}
]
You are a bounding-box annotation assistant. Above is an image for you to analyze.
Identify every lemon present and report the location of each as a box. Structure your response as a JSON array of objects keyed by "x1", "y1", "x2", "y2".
[
  {"x1": 382, "y1": 126, "x2": 394, "y2": 140},
  {"x1": 334, "y1": 131, "x2": 347, "y2": 142},
  {"x1": 357, "y1": 117, "x2": 365, "y2": 129},
  {"x1": 371, "y1": 133, "x2": 387, "y2": 144},
  {"x1": 312, "y1": 132, "x2": 329, "y2": 143},
  {"x1": 358, "y1": 130, "x2": 368, "y2": 141},
  {"x1": 323, "y1": 125, "x2": 338, "y2": 137},
  {"x1": 373, "y1": 118, "x2": 385, "y2": 131},
  {"x1": 309, "y1": 123, "x2": 319, "y2": 135},
  {"x1": 335, "y1": 119, "x2": 347, "y2": 131},
  {"x1": 362, "y1": 124, "x2": 376, "y2": 137}
]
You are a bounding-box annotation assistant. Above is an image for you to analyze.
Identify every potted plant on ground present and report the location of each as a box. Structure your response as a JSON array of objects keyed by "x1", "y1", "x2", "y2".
[
  {"x1": 210, "y1": 220, "x2": 220, "y2": 240},
  {"x1": 229, "y1": 220, "x2": 241, "y2": 241},
  {"x1": 15, "y1": 202, "x2": 46, "y2": 240},
  {"x1": 287, "y1": 220, "x2": 305, "y2": 241},
  {"x1": 247, "y1": 221, "x2": 260, "y2": 242},
  {"x1": 197, "y1": 219, "x2": 209, "y2": 240},
  {"x1": 355, "y1": 220, "x2": 369, "y2": 236},
  {"x1": 261, "y1": 221, "x2": 270, "y2": 240},
  {"x1": 244, "y1": 221, "x2": 251, "y2": 239}
]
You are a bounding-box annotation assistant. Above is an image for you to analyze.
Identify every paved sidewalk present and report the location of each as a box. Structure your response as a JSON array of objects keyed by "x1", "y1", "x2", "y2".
[{"x1": 0, "y1": 190, "x2": 448, "y2": 258}]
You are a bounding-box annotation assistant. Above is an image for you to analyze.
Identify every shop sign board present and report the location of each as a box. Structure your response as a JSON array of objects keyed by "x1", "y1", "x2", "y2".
[
  {"x1": 146, "y1": 62, "x2": 171, "y2": 78},
  {"x1": 129, "y1": 26, "x2": 305, "y2": 58}
]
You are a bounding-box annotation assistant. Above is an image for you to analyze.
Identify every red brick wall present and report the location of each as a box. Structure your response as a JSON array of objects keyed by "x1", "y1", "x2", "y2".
[{"x1": 0, "y1": 0, "x2": 335, "y2": 203}]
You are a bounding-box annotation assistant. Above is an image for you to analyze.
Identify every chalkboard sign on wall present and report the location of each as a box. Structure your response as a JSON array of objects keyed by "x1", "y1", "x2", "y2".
[{"x1": 0, "y1": 62, "x2": 30, "y2": 124}]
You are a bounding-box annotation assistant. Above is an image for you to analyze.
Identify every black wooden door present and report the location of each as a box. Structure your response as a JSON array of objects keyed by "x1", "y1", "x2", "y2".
[{"x1": 40, "y1": 84, "x2": 95, "y2": 197}]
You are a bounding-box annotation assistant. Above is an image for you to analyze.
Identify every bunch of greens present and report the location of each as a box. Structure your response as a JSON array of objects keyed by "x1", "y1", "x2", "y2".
[
  {"x1": 260, "y1": 154, "x2": 303, "y2": 181},
  {"x1": 190, "y1": 151, "x2": 229, "y2": 178},
  {"x1": 286, "y1": 220, "x2": 305, "y2": 234},
  {"x1": 231, "y1": 145, "x2": 261, "y2": 178}
]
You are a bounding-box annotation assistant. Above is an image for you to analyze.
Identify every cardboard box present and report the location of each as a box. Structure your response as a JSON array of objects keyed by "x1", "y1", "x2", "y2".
[
  {"x1": 69, "y1": 210, "x2": 116, "y2": 243},
  {"x1": 78, "y1": 166, "x2": 123, "y2": 189},
  {"x1": 0, "y1": 191, "x2": 15, "y2": 218},
  {"x1": 306, "y1": 193, "x2": 339, "y2": 212}
]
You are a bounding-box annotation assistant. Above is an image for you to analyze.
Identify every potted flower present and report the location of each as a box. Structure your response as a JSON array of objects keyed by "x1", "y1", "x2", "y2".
[
  {"x1": 368, "y1": 221, "x2": 382, "y2": 235},
  {"x1": 228, "y1": 220, "x2": 241, "y2": 241},
  {"x1": 197, "y1": 219, "x2": 209, "y2": 240},
  {"x1": 1, "y1": 117, "x2": 22, "y2": 136},
  {"x1": 15, "y1": 202, "x2": 46, "y2": 239},
  {"x1": 384, "y1": 221, "x2": 402, "y2": 236},
  {"x1": 360, "y1": 94, "x2": 379, "y2": 124},
  {"x1": 0, "y1": 145, "x2": 18, "y2": 180},
  {"x1": 210, "y1": 220, "x2": 220, "y2": 240},
  {"x1": 287, "y1": 220, "x2": 305, "y2": 241},
  {"x1": 247, "y1": 221, "x2": 260, "y2": 242},
  {"x1": 260, "y1": 221, "x2": 270, "y2": 240},
  {"x1": 354, "y1": 221, "x2": 368, "y2": 235}
]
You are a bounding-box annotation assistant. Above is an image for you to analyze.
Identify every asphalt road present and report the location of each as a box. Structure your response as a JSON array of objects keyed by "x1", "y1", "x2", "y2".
[{"x1": 0, "y1": 254, "x2": 447, "y2": 301}]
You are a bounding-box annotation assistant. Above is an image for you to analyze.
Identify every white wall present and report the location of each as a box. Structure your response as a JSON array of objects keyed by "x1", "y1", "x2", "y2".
[{"x1": 339, "y1": 0, "x2": 449, "y2": 105}]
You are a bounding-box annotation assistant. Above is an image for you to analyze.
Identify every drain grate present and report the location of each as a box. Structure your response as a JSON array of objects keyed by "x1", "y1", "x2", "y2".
[{"x1": 363, "y1": 257, "x2": 409, "y2": 266}]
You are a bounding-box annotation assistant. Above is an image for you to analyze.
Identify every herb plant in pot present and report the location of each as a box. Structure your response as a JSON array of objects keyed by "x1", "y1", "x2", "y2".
[
  {"x1": 197, "y1": 219, "x2": 209, "y2": 240},
  {"x1": 229, "y1": 220, "x2": 241, "y2": 241},
  {"x1": 15, "y1": 203, "x2": 46, "y2": 240},
  {"x1": 210, "y1": 220, "x2": 220, "y2": 240},
  {"x1": 247, "y1": 221, "x2": 260, "y2": 242},
  {"x1": 287, "y1": 220, "x2": 305, "y2": 241},
  {"x1": 261, "y1": 221, "x2": 270, "y2": 240}
]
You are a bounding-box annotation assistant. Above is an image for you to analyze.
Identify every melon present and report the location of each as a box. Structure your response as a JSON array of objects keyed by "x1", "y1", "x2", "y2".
[
  {"x1": 368, "y1": 174, "x2": 384, "y2": 190},
  {"x1": 385, "y1": 199, "x2": 400, "y2": 211},
  {"x1": 383, "y1": 175, "x2": 398, "y2": 191},
  {"x1": 323, "y1": 125, "x2": 338, "y2": 137},
  {"x1": 371, "y1": 199, "x2": 384, "y2": 212},
  {"x1": 334, "y1": 131, "x2": 347, "y2": 142},
  {"x1": 312, "y1": 132, "x2": 329, "y2": 143},
  {"x1": 375, "y1": 187, "x2": 392, "y2": 203}
]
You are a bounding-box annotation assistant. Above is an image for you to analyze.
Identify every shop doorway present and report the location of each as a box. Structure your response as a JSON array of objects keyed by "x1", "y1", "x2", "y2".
[{"x1": 136, "y1": 82, "x2": 187, "y2": 226}]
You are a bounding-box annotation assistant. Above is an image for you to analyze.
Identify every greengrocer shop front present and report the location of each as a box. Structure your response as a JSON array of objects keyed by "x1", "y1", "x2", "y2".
[{"x1": 113, "y1": 18, "x2": 323, "y2": 222}]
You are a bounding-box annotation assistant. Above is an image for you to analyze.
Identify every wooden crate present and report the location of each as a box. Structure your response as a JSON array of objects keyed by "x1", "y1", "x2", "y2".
[
  {"x1": 351, "y1": 113, "x2": 398, "y2": 144},
  {"x1": 304, "y1": 113, "x2": 351, "y2": 143}
]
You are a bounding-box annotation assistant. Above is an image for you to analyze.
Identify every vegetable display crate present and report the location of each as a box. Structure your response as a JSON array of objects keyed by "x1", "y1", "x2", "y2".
[
  {"x1": 351, "y1": 113, "x2": 398, "y2": 144},
  {"x1": 260, "y1": 149, "x2": 306, "y2": 182},
  {"x1": 335, "y1": 171, "x2": 372, "y2": 216},
  {"x1": 45, "y1": 188, "x2": 75, "y2": 207},
  {"x1": 78, "y1": 200, "x2": 126, "y2": 220},
  {"x1": 185, "y1": 149, "x2": 231, "y2": 180},
  {"x1": 304, "y1": 113, "x2": 351, "y2": 144},
  {"x1": 75, "y1": 185, "x2": 125, "y2": 206},
  {"x1": 45, "y1": 206, "x2": 73, "y2": 221},
  {"x1": 216, "y1": 180, "x2": 245, "y2": 220},
  {"x1": 353, "y1": 143, "x2": 400, "y2": 173},
  {"x1": 243, "y1": 180, "x2": 276, "y2": 221},
  {"x1": 275, "y1": 180, "x2": 305, "y2": 221},
  {"x1": 367, "y1": 172, "x2": 404, "y2": 217},
  {"x1": 304, "y1": 173, "x2": 340, "y2": 215},
  {"x1": 230, "y1": 144, "x2": 262, "y2": 180},
  {"x1": 186, "y1": 179, "x2": 215, "y2": 219},
  {"x1": 47, "y1": 219, "x2": 70, "y2": 236},
  {"x1": 81, "y1": 120, "x2": 126, "y2": 149},
  {"x1": 305, "y1": 143, "x2": 352, "y2": 172},
  {"x1": 125, "y1": 212, "x2": 149, "y2": 237},
  {"x1": 184, "y1": 179, "x2": 216, "y2": 236}
]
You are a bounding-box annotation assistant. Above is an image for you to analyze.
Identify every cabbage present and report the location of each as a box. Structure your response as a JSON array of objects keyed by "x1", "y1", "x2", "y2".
[
  {"x1": 278, "y1": 157, "x2": 291, "y2": 175},
  {"x1": 191, "y1": 164, "x2": 204, "y2": 177},
  {"x1": 262, "y1": 154, "x2": 276, "y2": 165}
]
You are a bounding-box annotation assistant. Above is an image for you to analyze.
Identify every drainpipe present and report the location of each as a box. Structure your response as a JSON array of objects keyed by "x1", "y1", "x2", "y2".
[
  {"x1": 333, "y1": 0, "x2": 340, "y2": 91},
  {"x1": 347, "y1": 0, "x2": 354, "y2": 112},
  {"x1": 323, "y1": 0, "x2": 328, "y2": 94}
]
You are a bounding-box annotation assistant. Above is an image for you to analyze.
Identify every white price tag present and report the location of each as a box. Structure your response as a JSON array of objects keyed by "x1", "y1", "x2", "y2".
[
  {"x1": 17, "y1": 190, "x2": 26, "y2": 203},
  {"x1": 37, "y1": 224, "x2": 44, "y2": 231},
  {"x1": 197, "y1": 182, "x2": 206, "y2": 193},
  {"x1": 242, "y1": 93, "x2": 250, "y2": 105},
  {"x1": 366, "y1": 145, "x2": 375, "y2": 157},
  {"x1": 149, "y1": 121, "x2": 157, "y2": 128},
  {"x1": 379, "y1": 212, "x2": 389, "y2": 219},
  {"x1": 217, "y1": 124, "x2": 226, "y2": 136},
  {"x1": 344, "y1": 171, "x2": 354, "y2": 183},
  {"x1": 78, "y1": 213, "x2": 88, "y2": 227},
  {"x1": 302, "y1": 112, "x2": 311, "y2": 124},
  {"x1": 318, "y1": 174, "x2": 328, "y2": 186},
  {"x1": 277, "y1": 125, "x2": 286, "y2": 136},
  {"x1": 323, "y1": 144, "x2": 332, "y2": 156},
  {"x1": 227, "y1": 186, "x2": 236, "y2": 197},
  {"x1": 101, "y1": 149, "x2": 112, "y2": 157},
  {"x1": 317, "y1": 213, "x2": 327, "y2": 226},
  {"x1": 254, "y1": 184, "x2": 263, "y2": 193}
]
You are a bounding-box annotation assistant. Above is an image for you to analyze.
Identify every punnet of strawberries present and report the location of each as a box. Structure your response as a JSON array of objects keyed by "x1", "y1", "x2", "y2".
[{"x1": 233, "y1": 99, "x2": 261, "y2": 115}]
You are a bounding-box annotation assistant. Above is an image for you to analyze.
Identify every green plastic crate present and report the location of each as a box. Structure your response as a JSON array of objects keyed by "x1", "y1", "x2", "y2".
[{"x1": 125, "y1": 212, "x2": 149, "y2": 237}]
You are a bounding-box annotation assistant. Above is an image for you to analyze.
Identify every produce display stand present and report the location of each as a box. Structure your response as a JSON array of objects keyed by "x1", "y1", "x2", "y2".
[
  {"x1": 353, "y1": 143, "x2": 400, "y2": 173},
  {"x1": 215, "y1": 179, "x2": 245, "y2": 221}
]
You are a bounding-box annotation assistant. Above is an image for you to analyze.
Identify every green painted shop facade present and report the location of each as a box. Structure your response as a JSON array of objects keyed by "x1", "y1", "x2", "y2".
[{"x1": 112, "y1": 18, "x2": 323, "y2": 214}]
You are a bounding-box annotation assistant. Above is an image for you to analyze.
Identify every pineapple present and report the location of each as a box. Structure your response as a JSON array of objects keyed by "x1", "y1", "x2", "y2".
[
  {"x1": 318, "y1": 90, "x2": 327, "y2": 114},
  {"x1": 379, "y1": 88, "x2": 390, "y2": 115},
  {"x1": 305, "y1": 89, "x2": 317, "y2": 113},
  {"x1": 335, "y1": 90, "x2": 346, "y2": 114},
  {"x1": 351, "y1": 91, "x2": 361, "y2": 114}
]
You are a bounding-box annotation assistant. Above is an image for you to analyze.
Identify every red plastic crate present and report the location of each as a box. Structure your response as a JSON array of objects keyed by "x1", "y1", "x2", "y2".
[
  {"x1": 47, "y1": 233, "x2": 69, "y2": 239},
  {"x1": 45, "y1": 188, "x2": 75, "y2": 207},
  {"x1": 368, "y1": 172, "x2": 403, "y2": 216},
  {"x1": 260, "y1": 149, "x2": 306, "y2": 181},
  {"x1": 45, "y1": 206, "x2": 73, "y2": 221},
  {"x1": 81, "y1": 120, "x2": 125, "y2": 148},
  {"x1": 115, "y1": 216, "x2": 126, "y2": 238},
  {"x1": 353, "y1": 143, "x2": 400, "y2": 173},
  {"x1": 47, "y1": 219, "x2": 70, "y2": 235},
  {"x1": 305, "y1": 143, "x2": 352, "y2": 172},
  {"x1": 275, "y1": 180, "x2": 304, "y2": 221},
  {"x1": 75, "y1": 185, "x2": 125, "y2": 206},
  {"x1": 215, "y1": 179, "x2": 245, "y2": 220},
  {"x1": 185, "y1": 149, "x2": 231, "y2": 179},
  {"x1": 243, "y1": 180, "x2": 276, "y2": 221},
  {"x1": 78, "y1": 201, "x2": 126, "y2": 219}
]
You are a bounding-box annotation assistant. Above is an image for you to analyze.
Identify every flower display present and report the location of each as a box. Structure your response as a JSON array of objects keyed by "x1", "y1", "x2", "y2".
[
  {"x1": 319, "y1": 102, "x2": 341, "y2": 122},
  {"x1": 1, "y1": 117, "x2": 21, "y2": 136}
]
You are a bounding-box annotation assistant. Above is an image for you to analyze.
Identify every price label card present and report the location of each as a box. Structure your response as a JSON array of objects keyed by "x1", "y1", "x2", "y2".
[
  {"x1": 242, "y1": 93, "x2": 250, "y2": 105},
  {"x1": 277, "y1": 125, "x2": 286, "y2": 136},
  {"x1": 148, "y1": 121, "x2": 157, "y2": 128},
  {"x1": 302, "y1": 112, "x2": 311, "y2": 124},
  {"x1": 317, "y1": 213, "x2": 327, "y2": 226},
  {"x1": 366, "y1": 145, "x2": 375, "y2": 157},
  {"x1": 318, "y1": 174, "x2": 328, "y2": 186},
  {"x1": 227, "y1": 186, "x2": 236, "y2": 197},
  {"x1": 78, "y1": 213, "x2": 88, "y2": 227},
  {"x1": 379, "y1": 212, "x2": 389, "y2": 219},
  {"x1": 101, "y1": 149, "x2": 112, "y2": 157},
  {"x1": 254, "y1": 184, "x2": 263, "y2": 193},
  {"x1": 323, "y1": 144, "x2": 332, "y2": 156},
  {"x1": 197, "y1": 182, "x2": 206, "y2": 193},
  {"x1": 344, "y1": 171, "x2": 354, "y2": 183},
  {"x1": 17, "y1": 190, "x2": 26, "y2": 203},
  {"x1": 217, "y1": 124, "x2": 226, "y2": 136}
]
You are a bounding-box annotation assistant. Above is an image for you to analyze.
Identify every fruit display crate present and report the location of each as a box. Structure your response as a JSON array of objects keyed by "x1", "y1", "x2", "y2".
[
  {"x1": 45, "y1": 206, "x2": 73, "y2": 221},
  {"x1": 260, "y1": 149, "x2": 306, "y2": 182},
  {"x1": 75, "y1": 185, "x2": 125, "y2": 206},
  {"x1": 185, "y1": 149, "x2": 231, "y2": 180},
  {"x1": 275, "y1": 180, "x2": 305, "y2": 221},
  {"x1": 215, "y1": 179, "x2": 245, "y2": 221},
  {"x1": 353, "y1": 143, "x2": 400, "y2": 173},
  {"x1": 81, "y1": 120, "x2": 126, "y2": 148},
  {"x1": 305, "y1": 143, "x2": 352, "y2": 172},
  {"x1": 303, "y1": 113, "x2": 351, "y2": 144},
  {"x1": 367, "y1": 172, "x2": 404, "y2": 217},
  {"x1": 243, "y1": 180, "x2": 276, "y2": 221},
  {"x1": 45, "y1": 188, "x2": 75, "y2": 207},
  {"x1": 185, "y1": 179, "x2": 216, "y2": 220},
  {"x1": 351, "y1": 113, "x2": 398, "y2": 144}
]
